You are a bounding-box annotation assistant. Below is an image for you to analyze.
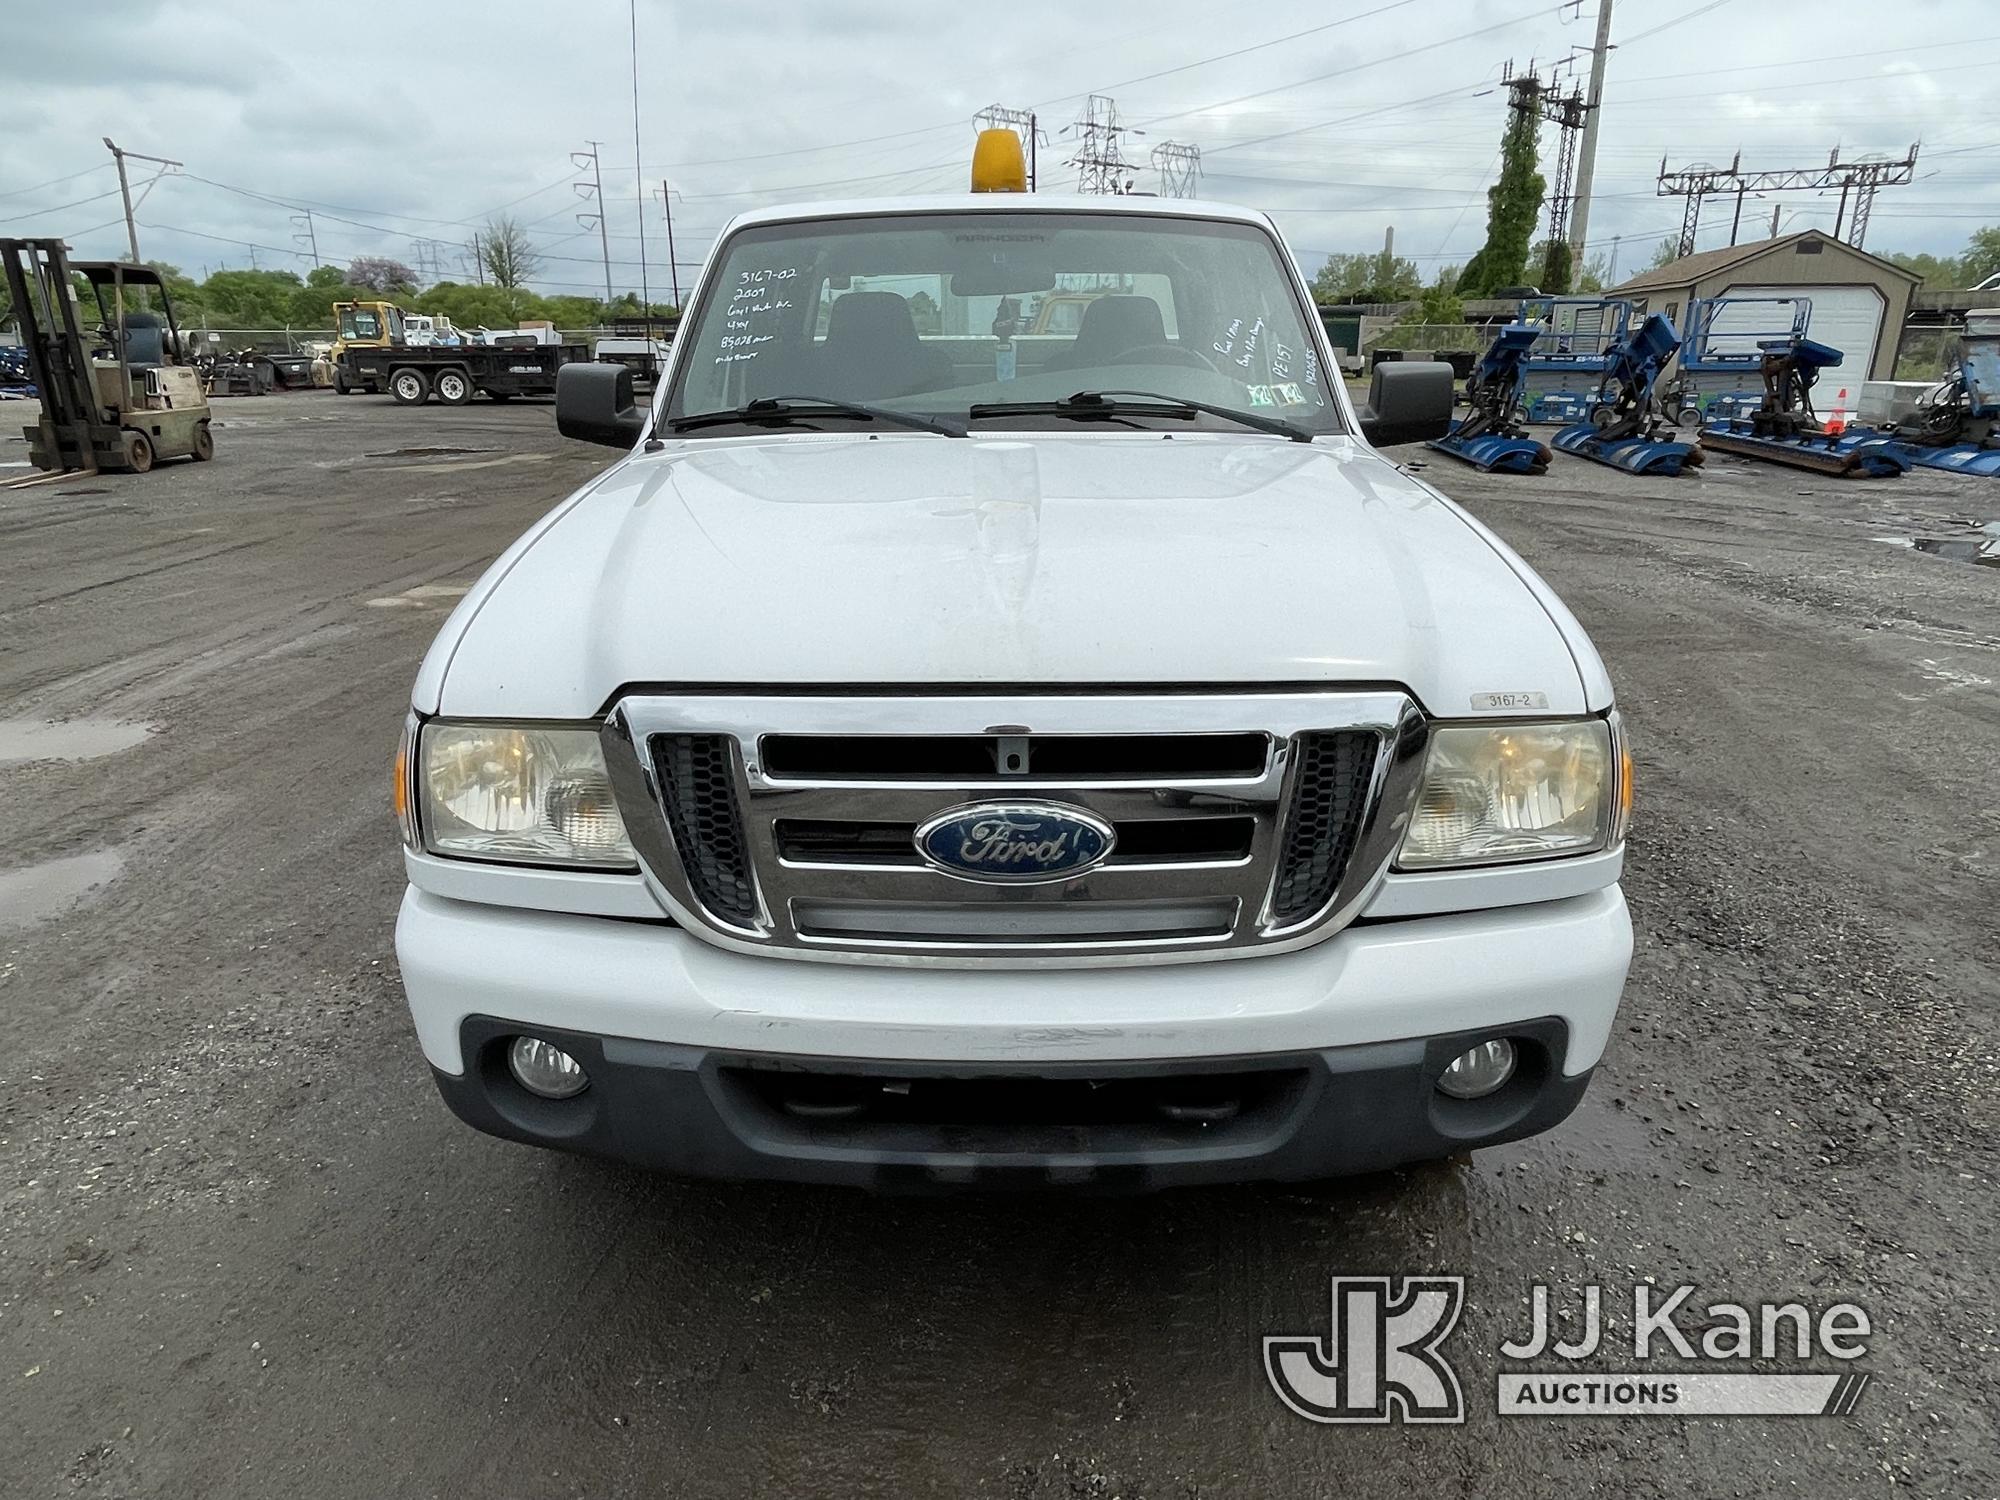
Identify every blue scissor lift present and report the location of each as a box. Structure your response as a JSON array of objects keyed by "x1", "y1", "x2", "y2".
[
  {"x1": 1426, "y1": 323, "x2": 1555, "y2": 473},
  {"x1": 1666, "y1": 296, "x2": 1812, "y2": 426},
  {"x1": 1514, "y1": 297, "x2": 1635, "y2": 426},
  {"x1": 1549, "y1": 313, "x2": 1703, "y2": 476}
]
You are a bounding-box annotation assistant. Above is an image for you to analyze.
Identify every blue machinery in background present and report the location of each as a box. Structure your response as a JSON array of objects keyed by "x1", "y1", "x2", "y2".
[
  {"x1": 1549, "y1": 313, "x2": 1703, "y2": 476},
  {"x1": 1699, "y1": 335, "x2": 1908, "y2": 478},
  {"x1": 1666, "y1": 297, "x2": 1811, "y2": 425},
  {"x1": 1514, "y1": 297, "x2": 1634, "y2": 425},
  {"x1": 1425, "y1": 323, "x2": 1555, "y2": 474},
  {"x1": 1877, "y1": 314, "x2": 2000, "y2": 476}
]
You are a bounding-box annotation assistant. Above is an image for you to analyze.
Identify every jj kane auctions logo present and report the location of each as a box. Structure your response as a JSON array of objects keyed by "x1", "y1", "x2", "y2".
[{"x1": 1265, "y1": 1278, "x2": 1873, "y2": 1422}]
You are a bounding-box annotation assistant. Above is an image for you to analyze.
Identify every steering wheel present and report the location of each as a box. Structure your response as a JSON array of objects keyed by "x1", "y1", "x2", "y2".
[{"x1": 1111, "y1": 342, "x2": 1218, "y2": 372}]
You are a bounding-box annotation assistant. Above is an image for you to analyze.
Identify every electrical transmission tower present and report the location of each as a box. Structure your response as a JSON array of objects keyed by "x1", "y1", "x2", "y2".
[
  {"x1": 1151, "y1": 141, "x2": 1202, "y2": 198},
  {"x1": 290, "y1": 210, "x2": 320, "y2": 267},
  {"x1": 1066, "y1": 95, "x2": 1140, "y2": 195},
  {"x1": 572, "y1": 141, "x2": 614, "y2": 300},
  {"x1": 975, "y1": 104, "x2": 1045, "y2": 191},
  {"x1": 1499, "y1": 59, "x2": 1589, "y2": 286},
  {"x1": 1656, "y1": 143, "x2": 1919, "y2": 254}
]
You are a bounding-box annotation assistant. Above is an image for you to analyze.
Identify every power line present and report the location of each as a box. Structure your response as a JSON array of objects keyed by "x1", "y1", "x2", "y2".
[{"x1": 0, "y1": 163, "x2": 115, "y2": 203}]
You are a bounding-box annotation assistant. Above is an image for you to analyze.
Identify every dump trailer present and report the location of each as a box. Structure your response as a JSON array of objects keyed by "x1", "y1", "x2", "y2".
[
  {"x1": 1, "y1": 236, "x2": 213, "y2": 476},
  {"x1": 339, "y1": 338, "x2": 592, "y2": 406},
  {"x1": 1699, "y1": 335, "x2": 1908, "y2": 478},
  {"x1": 1549, "y1": 313, "x2": 1701, "y2": 476},
  {"x1": 1878, "y1": 311, "x2": 2000, "y2": 476},
  {"x1": 1426, "y1": 323, "x2": 1554, "y2": 474}
]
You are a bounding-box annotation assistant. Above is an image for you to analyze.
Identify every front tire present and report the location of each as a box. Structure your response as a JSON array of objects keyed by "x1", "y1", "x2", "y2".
[
  {"x1": 390, "y1": 368, "x2": 431, "y2": 405},
  {"x1": 122, "y1": 431, "x2": 154, "y2": 473},
  {"x1": 333, "y1": 368, "x2": 351, "y2": 395},
  {"x1": 433, "y1": 368, "x2": 473, "y2": 406}
]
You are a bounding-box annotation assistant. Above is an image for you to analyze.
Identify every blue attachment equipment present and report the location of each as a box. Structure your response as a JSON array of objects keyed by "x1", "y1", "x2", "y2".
[
  {"x1": 1667, "y1": 296, "x2": 1812, "y2": 424},
  {"x1": 1550, "y1": 313, "x2": 1702, "y2": 476},
  {"x1": 1514, "y1": 297, "x2": 1635, "y2": 423},
  {"x1": 1426, "y1": 322, "x2": 1554, "y2": 474},
  {"x1": 1699, "y1": 325, "x2": 1909, "y2": 478},
  {"x1": 1878, "y1": 320, "x2": 2000, "y2": 474}
]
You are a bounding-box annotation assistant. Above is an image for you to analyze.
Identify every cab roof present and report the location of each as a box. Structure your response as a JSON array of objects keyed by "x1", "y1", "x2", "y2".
[{"x1": 721, "y1": 193, "x2": 1279, "y2": 235}]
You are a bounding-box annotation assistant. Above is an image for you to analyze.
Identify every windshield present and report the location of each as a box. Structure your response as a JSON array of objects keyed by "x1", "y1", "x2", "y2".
[
  {"x1": 340, "y1": 308, "x2": 381, "y2": 340},
  {"x1": 664, "y1": 210, "x2": 1341, "y2": 435}
]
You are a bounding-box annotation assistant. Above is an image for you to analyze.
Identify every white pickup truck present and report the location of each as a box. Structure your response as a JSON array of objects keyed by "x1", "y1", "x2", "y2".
[{"x1": 393, "y1": 188, "x2": 1634, "y2": 1190}]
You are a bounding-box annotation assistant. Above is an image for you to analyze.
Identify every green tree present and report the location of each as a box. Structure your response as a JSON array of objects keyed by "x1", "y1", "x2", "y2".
[
  {"x1": 1645, "y1": 237, "x2": 1681, "y2": 272},
  {"x1": 1533, "y1": 238, "x2": 1574, "y2": 294},
  {"x1": 289, "y1": 266, "x2": 393, "y2": 328},
  {"x1": 199, "y1": 268, "x2": 305, "y2": 329},
  {"x1": 1311, "y1": 250, "x2": 1423, "y2": 304},
  {"x1": 1884, "y1": 250, "x2": 1963, "y2": 289},
  {"x1": 1394, "y1": 267, "x2": 1464, "y2": 330},
  {"x1": 1456, "y1": 91, "x2": 1546, "y2": 296},
  {"x1": 1573, "y1": 253, "x2": 1610, "y2": 293},
  {"x1": 1961, "y1": 225, "x2": 2000, "y2": 284}
]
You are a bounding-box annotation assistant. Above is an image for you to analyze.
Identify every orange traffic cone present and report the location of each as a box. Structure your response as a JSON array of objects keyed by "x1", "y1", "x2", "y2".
[{"x1": 1825, "y1": 386, "x2": 1850, "y2": 435}]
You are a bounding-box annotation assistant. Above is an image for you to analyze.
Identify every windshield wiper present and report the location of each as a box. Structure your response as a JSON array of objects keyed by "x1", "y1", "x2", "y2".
[
  {"x1": 968, "y1": 389, "x2": 1315, "y2": 443},
  {"x1": 668, "y1": 395, "x2": 966, "y2": 438}
]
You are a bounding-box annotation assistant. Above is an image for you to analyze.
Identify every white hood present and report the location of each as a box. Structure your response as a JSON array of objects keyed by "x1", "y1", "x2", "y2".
[{"x1": 421, "y1": 433, "x2": 1602, "y2": 718}]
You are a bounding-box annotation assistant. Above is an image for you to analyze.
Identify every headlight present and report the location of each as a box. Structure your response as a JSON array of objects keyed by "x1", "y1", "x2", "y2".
[
  {"x1": 416, "y1": 721, "x2": 636, "y2": 868},
  {"x1": 1396, "y1": 717, "x2": 1623, "y2": 869}
]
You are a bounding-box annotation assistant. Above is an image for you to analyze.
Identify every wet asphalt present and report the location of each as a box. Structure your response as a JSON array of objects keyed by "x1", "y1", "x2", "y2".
[{"x1": 1, "y1": 394, "x2": 1996, "y2": 1498}]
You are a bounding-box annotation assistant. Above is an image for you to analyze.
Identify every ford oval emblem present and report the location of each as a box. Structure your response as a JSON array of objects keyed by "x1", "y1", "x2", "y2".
[{"x1": 913, "y1": 802, "x2": 1116, "y2": 884}]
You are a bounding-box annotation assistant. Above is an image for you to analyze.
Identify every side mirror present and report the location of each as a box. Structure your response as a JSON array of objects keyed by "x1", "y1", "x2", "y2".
[
  {"x1": 557, "y1": 362, "x2": 646, "y2": 448},
  {"x1": 1359, "y1": 361, "x2": 1455, "y2": 447}
]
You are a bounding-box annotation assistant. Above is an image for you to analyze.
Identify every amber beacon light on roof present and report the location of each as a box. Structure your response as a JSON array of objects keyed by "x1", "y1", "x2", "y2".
[{"x1": 970, "y1": 128, "x2": 1028, "y2": 193}]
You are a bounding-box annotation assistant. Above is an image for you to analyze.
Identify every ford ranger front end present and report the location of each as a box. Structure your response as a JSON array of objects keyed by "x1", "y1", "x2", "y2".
[{"x1": 393, "y1": 195, "x2": 1634, "y2": 1189}]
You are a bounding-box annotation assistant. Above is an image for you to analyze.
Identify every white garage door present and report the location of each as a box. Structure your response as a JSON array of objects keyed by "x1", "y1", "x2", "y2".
[{"x1": 1722, "y1": 282, "x2": 1885, "y2": 382}]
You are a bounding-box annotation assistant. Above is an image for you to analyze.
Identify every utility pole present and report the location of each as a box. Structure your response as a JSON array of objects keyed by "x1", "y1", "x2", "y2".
[
  {"x1": 657, "y1": 181, "x2": 682, "y2": 310},
  {"x1": 573, "y1": 142, "x2": 614, "y2": 302},
  {"x1": 629, "y1": 0, "x2": 650, "y2": 307},
  {"x1": 975, "y1": 105, "x2": 1046, "y2": 191},
  {"x1": 1566, "y1": 0, "x2": 1613, "y2": 265},
  {"x1": 290, "y1": 209, "x2": 321, "y2": 267},
  {"x1": 102, "y1": 137, "x2": 182, "y2": 263}
]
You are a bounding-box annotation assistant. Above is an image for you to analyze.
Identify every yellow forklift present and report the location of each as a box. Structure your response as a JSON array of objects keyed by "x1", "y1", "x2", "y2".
[{"x1": 1, "y1": 236, "x2": 214, "y2": 475}]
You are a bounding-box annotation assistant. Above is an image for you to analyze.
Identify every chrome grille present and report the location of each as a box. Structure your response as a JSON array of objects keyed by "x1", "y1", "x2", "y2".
[{"x1": 601, "y1": 692, "x2": 1427, "y2": 968}]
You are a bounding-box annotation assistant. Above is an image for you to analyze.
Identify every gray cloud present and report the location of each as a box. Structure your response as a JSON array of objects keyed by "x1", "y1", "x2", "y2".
[{"x1": 4, "y1": 0, "x2": 1994, "y2": 291}]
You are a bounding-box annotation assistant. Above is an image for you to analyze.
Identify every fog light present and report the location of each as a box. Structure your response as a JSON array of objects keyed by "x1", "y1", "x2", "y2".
[
  {"x1": 1437, "y1": 1039, "x2": 1517, "y2": 1099},
  {"x1": 507, "y1": 1036, "x2": 589, "y2": 1099}
]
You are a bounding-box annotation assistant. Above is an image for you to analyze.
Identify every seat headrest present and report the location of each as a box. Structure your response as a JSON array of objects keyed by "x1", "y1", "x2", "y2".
[
  {"x1": 1074, "y1": 295, "x2": 1165, "y2": 354},
  {"x1": 825, "y1": 291, "x2": 919, "y2": 342}
]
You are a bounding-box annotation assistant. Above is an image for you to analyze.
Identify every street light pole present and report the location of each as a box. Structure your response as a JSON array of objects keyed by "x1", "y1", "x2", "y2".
[
  {"x1": 102, "y1": 138, "x2": 180, "y2": 262},
  {"x1": 658, "y1": 181, "x2": 681, "y2": 311}
]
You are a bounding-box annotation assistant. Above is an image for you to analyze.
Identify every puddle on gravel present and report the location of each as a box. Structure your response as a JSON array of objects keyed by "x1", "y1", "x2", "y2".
[
  {"x1": 363, "y1": 445, "x2": 493, "y2": 459},
  {"x1": 0, "y1": 849, "x2": 125, "y2": 930},
  {"x1": 1875, "y1": 533, "x2": 2000, "y2": 569},
  {"x1": 0, "y1": 718, "x2": 157, "y2": 766},
  {"x1": 365, "y1": 583, "x2": 472, "y2": 609}
]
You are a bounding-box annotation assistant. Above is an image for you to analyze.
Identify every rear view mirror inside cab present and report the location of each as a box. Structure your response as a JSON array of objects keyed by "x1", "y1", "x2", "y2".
[{"x1": 949, "y1": 256, "x2": 1058, "y2": 298}]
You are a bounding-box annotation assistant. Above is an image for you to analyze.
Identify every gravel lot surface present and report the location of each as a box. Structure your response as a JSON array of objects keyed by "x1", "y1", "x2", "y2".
[{"x1": 2, "y1": 393, "x2": 1995, "y2": 1497}]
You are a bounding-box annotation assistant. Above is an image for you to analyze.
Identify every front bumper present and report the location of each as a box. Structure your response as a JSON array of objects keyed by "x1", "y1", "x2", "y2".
[
  {"x1": 433, "y1": 1015, "x2": 1592, "y2": 1190},
  {"x1": 396, "y1": 884, "x2": 1630, "y2": 1184}
]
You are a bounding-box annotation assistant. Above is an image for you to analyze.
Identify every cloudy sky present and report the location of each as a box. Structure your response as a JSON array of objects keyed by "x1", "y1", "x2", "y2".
[{"x1": 4, "y1": 0, "x2": 1995, "y2": 296}]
